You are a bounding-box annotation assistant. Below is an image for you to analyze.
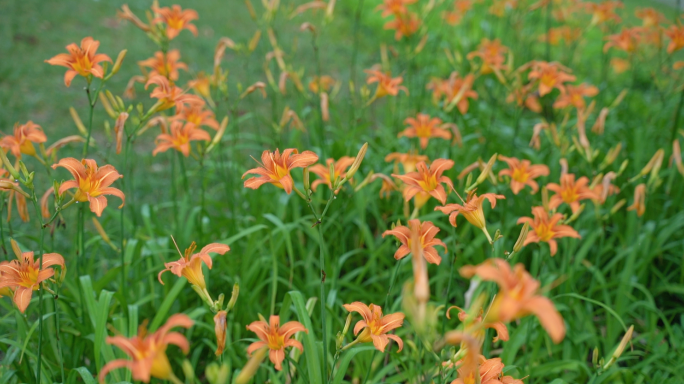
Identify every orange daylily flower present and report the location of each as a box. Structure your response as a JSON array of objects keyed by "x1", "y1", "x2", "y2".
[
  {"x1": 541, "y1": 26, "x2": 581, "y2": 46},
  {"x1": 45, "y1": 37, "x2": 112, "y2": 87},
  {"x1": 0, "y1": 242, "x2": 64, "y2": 313},
  {"x1": 308, "y1": 75, "x2": 336, "y2": 93},
  {"x1": 467, "y1": 38, "x2": 509, "y2": 74},
  {"x1": 392, "y1": 159, "x2": 454, "y2": 207},
  {"x1": 665, "y1": 25, "x2": 684, "y2": 54},
  {"x1": 546, "y1": 173, "x2": 598, "y2": 213},
  {"x1": 365, "y1": 69, "x2": 408, "y2": 100},
  {"x1": 370, "y1": 173, "x2": 399, "y2": 198},
  {"x1": 382, "y1": 219, "x2": 447, "y2": 265},
  {"x1": 243, "y1": 148, "x2": 319, "y2": 194},
  {"x1": 343, "y1": 302, "x2": 405, "y2": 352},
  {"x1": 635, "y1": 8, "x2": 666, "y2": 28},
  {"x1": 610, "y1": 57, "x2": 631, "y2": 74},
  {"x1": 435, "y1": 190, "x2": 504, "y2": 242},
  {"x1": 170, "y1": 102, "x2": 220, "y2": 130},
  {"x1": 0, "y1": 121, "x2": 47, "y2": 158},
  {"x1": 528, "y1": 61, "x2": 576, "y2": 96},
  {"x1": 309, "y1": 156, "x2": 355, "y2": 191},
  {"x1": 498, "y1": 156, "x2": 549, "y2": 194},
  {"x1": 489, "y1": 0, "x2": 518, "y2": 17},
  {"x1": 246, "y1": 315, "x2": 308, "y2": 371},
  {"x1": 603, "y1": 27, "x2": 641, "y2": 53},
  {"x1": 152, "y1": 5, "x2": 199, "y2": 40},
  {"x1": 52, "y1": 158, "x2": 125, "y2": 217},
  {"x1": 449, "y1": 356, "x2": 522, "y2": 384},
  {"x1": 584, "y1": 1, "x2": 623, "y2": 25},
  {"x1": 592, "y1": 173, "x2": 620, "y2": 204},
  {"x1": 384, "y1": 12, "x2": 421, "y2": 40},
  {"x1": 188, "y1": 72, "x2": 213, "y2": 100},
  {"x1": 399, "y1": 113, "x2": 451, "y2": 149},
  {"x1": 146, "y1": 75, "x2": 204, "y2": 112},
  {"x1": 627, "y1": 183, "x2": 646, "y2": 217},
  {"x1": 552, "y1": 83, "x2": 599, "y2": 110},
  {"x1": 506, "y1": 83, "x2": 542, "y2": 113},
  {"x1": 157, "y1": 242, "x2": 230, "y2": 290},
  {"x1": 460, "y1": 258, "x2": 566, "y2": 343},
  {"x1": 517, "y1": 206, "x2": 580, "y2": 256},
  {"x1": 429, "y1": 72, "x2": 479, "y2": 114},
  {"x1": 385, "y1": 151, "x2": 429, "y2": 173},
  {"x1": 442, "y1": 0, "x2": 473, "y2": 25},
  {"x1": 446, "y1": 306, "x2": 509, "y2": 343},
  {"x1": 376, "y1": 0, "x2": 418, "y2": 17},
  {"x1": 138, "y1": 49, "x2": 187, "y2": 81},
  {"x1": 100, "y1": 314, "x2": 193, "y2": 383}
]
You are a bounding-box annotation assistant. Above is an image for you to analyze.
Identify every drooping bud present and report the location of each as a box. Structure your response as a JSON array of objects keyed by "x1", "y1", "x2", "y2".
[
  {"x1": 603, "y1": 325, "x2": 634, "y2": 369},
  {"x1": 213, "y1": 311, "x2": 228, "y2": 356}
]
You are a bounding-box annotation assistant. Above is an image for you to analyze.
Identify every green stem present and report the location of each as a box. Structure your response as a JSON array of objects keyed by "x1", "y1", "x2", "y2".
[
  {"x1": 35, "y1": 214, "x2": 45, "y2": 383},
  {"x1": 121, "y1": 137, "x2": 132, "y2": 303},
  {"x1": 317, "y1": 223, "x2": 329, "y2": 379},
  {"x1": 83, "y1": 80, "x2": 105, "y2": 159},
  {"x1": 53, "y1": 287, "x2": 65, "y2": 383},
  {"x1": 384, "y1": 259, "x2": 402, "y2": 310},
  {"x1": 312, "y1": 33, "x2": 326, "y2": 156},
  {"x1": 198, "y1": 153, "x2": 206, "y2": 242},
  {"x1": 361, "y1": 350, "x2": 377, "y2": 384},
  {"x1": 0, "y1": 198, "x2": 6, "y2": 258},
  {"x1": 178, "y1": 151, "x2": 190, "y2": 196},
  {"x1": 671, "y1": 88, "x2": 684, "y2": 143}
]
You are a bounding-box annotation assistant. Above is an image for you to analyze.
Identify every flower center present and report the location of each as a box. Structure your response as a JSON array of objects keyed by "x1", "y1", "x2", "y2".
[
  {"x1": 560, "y1": 187, "x2": 578, "y2": 203},
  {"x1": 267, "y1": 332, "x2": 285, "y2": 350},
  {"x1": 167, "y1": 17, "x2": 185, "y2": 30},
  {"x1": 73, "y1": 52, "x2": 93, "y2": 77},
  {"x1": 535, "y1": 222, "x2": 555, "y2": 242},
  {"x1": 511, "y1": 166, "x2": 529, "y2": 183},
  {"x1": 18, "y1": 264, "x2": 39, "y2": 288}
]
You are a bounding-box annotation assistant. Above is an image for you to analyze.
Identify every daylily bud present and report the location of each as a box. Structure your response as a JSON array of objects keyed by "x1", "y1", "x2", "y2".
[
  {"x1": 110, "y1": 49, "x2": 127, "y2": 76},
  {"x1": 610, "y1": 199, "x2": 627, "y2": 215},
  {"x1": 672, "y1": 139, "x2": 684, "y2": 177},
  {"x1": 245, "y1": 0, "x2": 257, "y2": 20},
  {"x1": 10, "y1": 239, "x2": 22, "y2": 259},
  {"x1": 206, "y1": 117, "x2": 228, "y2": 153},
  {"x1": 592, "y1": 347, "x2": 599, "y2": 367},
  {"x1": 565, "y1": 203, "x2": 585, "y2": 224},
  {"x1": 92, "y1": 217, "x2": 118, "y2": 251},
  {"x1": 600, "y1": 143, "x2": 622, "y2": 170},
  {"x1": 181, "y1": 360, "x2": 195, "y2": 382},
  {"x1": 98, "y1": 94, "x2": 117, "y2": 119},
  {"x1": 235, "y1": 347, "x2": 267, "y2": 384},
  {"x1": 303, "y1": 167, "x2": 311, "y2": 192},
  {"x1": 468, "y1": 153, "x2": 496, "y2": 191},
  {"x1": 414, "y1": 34, "x2": 429, "y2": 54},
  {"x1": 206, "y1": 362, "x2": 230, "y2": 384},
  {"x1": 511, "y1": 222, "x2": 530, "y2": 257},
  {"x1": 0, "y1": 181, "x2": 29, "y2": 198},
  {"x1": 603, "y1": 325, "x2": 634, "y2": 369},
  {"x1": 320, "y1": 92, "x2": 330, "y2": 122},
  {"x1": 69, "y1": 107, "x2": 89, "y2": 135},
  {"x1": 227, "y1": 283, "x2": 239, "y2": 311},
  {"x1": 343, "y1": 142, "x2": 368, "y2": 181},
  {"x1": 639, "y1": 149, "x2": 664, "y2": 177},
  {"x1": 616, "y1": 159, "x2": 629, "y2": 177},
  {"x1": 114, "y1": 112, "x2": 129, "y2": 155},
  {"x1": 239, "y1": 81, "x2": 267, "y2": 99},
  {"x1": 325, "y1": 0, "x2": 336, "y2": 20}
]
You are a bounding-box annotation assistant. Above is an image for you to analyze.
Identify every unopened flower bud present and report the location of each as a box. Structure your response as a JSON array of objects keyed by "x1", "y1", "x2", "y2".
[
  {"x1": 206, "y1": 116, "x2": 228, "y2": 153},
  {"x1": 511, "y1": 222, "x2": 530, "y2": 256},
  {"x1": 343, "y1": 142, "x2": 368, "y2": 181},
  {"x1": 214, "y1": 310, "x2": 228, "y2": 356},
  {"x1": 181, "y1": 359, "x2": 195, "y2": 382},
  {"x1": 603, "y1": 325, "x2": 633, "y2": 369},
  {"x1": 592, "y1": 347, "x2": 599, "y2": 367},
  {"x1": 542, "y1": 186, "x2": 550, "y2": 212},
  {"x1": 303, "y1": 166, "x2": 311, "y2": 192},
  {"x1": 227, "y1": 283, "x2": 239, "y2": 311},
  {"x1": 639, "y1": 149, "x2": 664, "y2": 177},
  {"x1": 110, "y1": 49, "x2": 127, "y2": 76},
  {"x1": 235, "y1": 347, "x2": 268, "y2": 384}
]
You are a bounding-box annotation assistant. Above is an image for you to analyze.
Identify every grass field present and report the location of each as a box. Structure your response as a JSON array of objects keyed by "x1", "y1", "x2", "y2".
[{"x1": 1, "y1": 0, "x2": 684, "y2": 383}]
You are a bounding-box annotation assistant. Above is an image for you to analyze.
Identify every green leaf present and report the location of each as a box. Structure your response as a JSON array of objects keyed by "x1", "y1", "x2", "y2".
[
  {"x1": 332, "y1": 346, "x2": 375, "y2": 384},
  {"x1": 288, "y1": 291, "x2": 323, "y2": 384},
  {"x1": 149, "y1": 278, "x2": 186, "y2": 332}
]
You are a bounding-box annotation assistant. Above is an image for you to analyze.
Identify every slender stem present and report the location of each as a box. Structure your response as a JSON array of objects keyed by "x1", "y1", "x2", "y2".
[
  {"x1": 121, "y1": 137, "x2": 132, "y2": 303},
  {"x1": 199, "y1": 153, "x2": 206, "y2": 242},
  {"x1": 361, "y1": 350, "x2": 377, "y2": 384},
  {"x1": 35, "y1": 214, "x2": 45, "y2": 384},
  {"x1": 178, "y1": 151, "x2": 190, "y2": 195},
  {"x1": 54, "y1": 287, "x2": 65, "y2": 383},
  {"x1": 440, "y1": 250, "x2": 457, "y2": 335},
  {"x1": 671, "y1": 88, "x2": 684, "y2": 143},
  {"x1": 545, "y1": 1, "x2": 551, "y2": 61},
  {"x1": 312, "y1": 33, "x2": 326, "y2": 156},
  {"x1": 384, "y1": 259, "x2": 402, "y2": 310},
  {"x1": 0, "y1": 198, "x2": 6, "y2": 258},
  {"x1": 317, "y1": 223, "x2": 329, "y2": 379}
]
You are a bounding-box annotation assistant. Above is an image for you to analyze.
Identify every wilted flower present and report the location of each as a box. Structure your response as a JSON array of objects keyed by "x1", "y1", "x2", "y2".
[
  {"x1": 246, "y1": 315, "x2": 307, "y2": 371},
  {"x1": 517, "y1": 206, "x2": 580, "y2": 256},
  {"x1": 0, "y1": 240, "x2": 64, "y2": 313},
  {"x1": 382, "y1": 219, "x2": 447, "y2": 265},
  {"x1": 0, "y1": 121, "x2": 47, "y2": 159},
  {"x1": 243, "y1": 148, "x2": 319, "y2": 194},
  {"x1": 370, "y1": 173, "x2": 399, "y2": 198},
  {"x1": 45, "y1": 37, "x2": 112, "y2": 87},
  {"x1": 546, "y1": 173, "x2": 598, "y2": 213},
  {"x1": 52, "y1": 158, "x2": 125, "y2": 217},
  {"x1": 398, "y1": 113, "x2": 451, "y2": 149},
  {"x1": 214, "y1": 311, "x2": 228, "y2": 356},
  {"x1": 343, "y1": 302, "x2": 404, "y2": 352},
  {"x1": 152, "y1": 121, "x2": 210, "y2": 157},
  {"x1": 152, "y1": 5, "x2": 199, "y2": 40},
  {"x1": 138, "y1": 50, "x2": 187, "y2": 81},
  {"x1": 392, "y1": 159, "x2": 454, "y2": 207},
  {"x1": 627, "y1": 183, "x2": 646, "y2": 217},
  {"x1": 0, "y1": 170, "x2": 29, "y2": 222},
  {"x1": 506, "y1": 83, "x2": 542, "y2": 113},
  {"x1": 117, "y1": 4, "x2": 151, "y2": 32},
  {"x1": 498, "y1": 156, "x2": 549, "y2": 194},
  {"x1": 100, "y1": 314, "x2": 193, "y2": 383},
  {"x1": 309, "y1": 157, "x2": 355, "y2": 191},
  {"x1": 460, "y1": 259, "x2": 565, "y2": 343},
  {"x1": 308, "y1": 75, "x2": 336, "y2": 93},
  {"x1": 157, "y1": 242, "x2": 230, "y2": 290}
]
